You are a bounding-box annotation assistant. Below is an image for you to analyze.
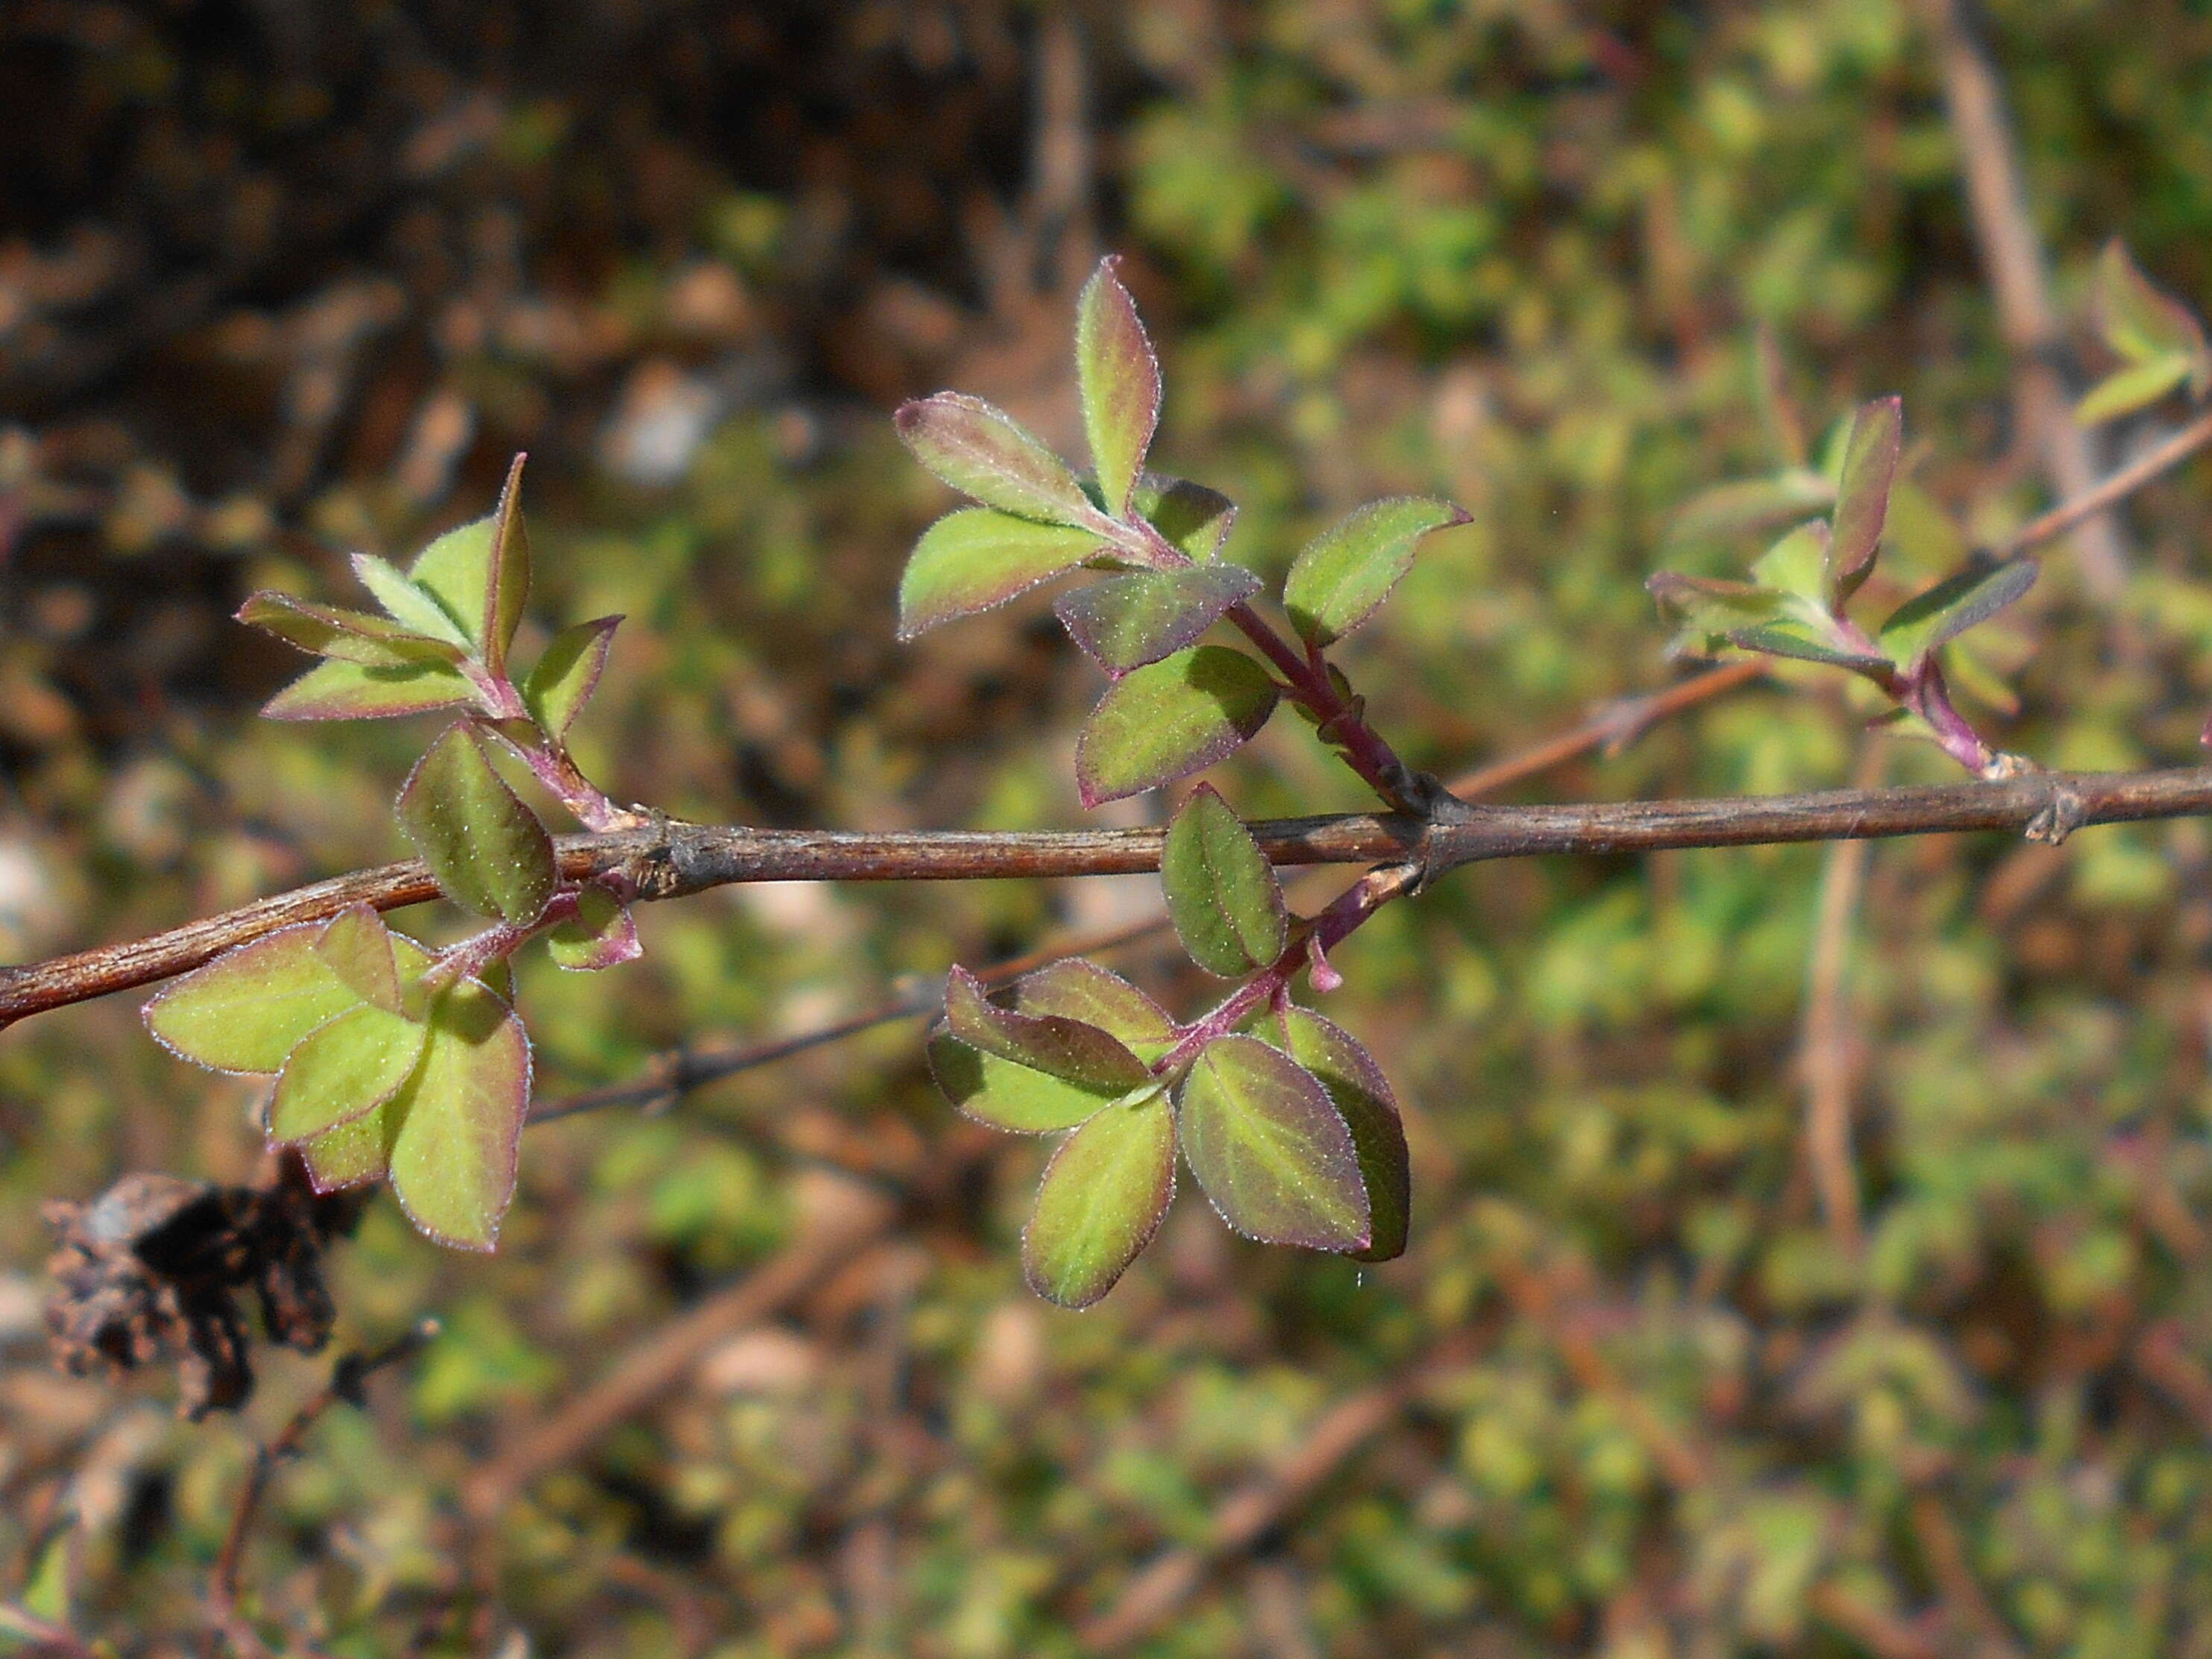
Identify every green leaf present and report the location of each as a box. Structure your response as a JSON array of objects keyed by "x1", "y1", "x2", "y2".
[
  {"x1": 1012, "y1": 959, "x2": 1177, "y2": 1061},
  {"x1": 145, "y1": 921, "x2": 359, "y2": 1074},
  {"x1": 1723, "y1": 621, "x2": 1889, "y2": 673},
  {"x1": 1132, "y1": 474, "x2": 1238, "y2": 561},
  {"x1": 1021, "y1": 1088, "x2": 1174, "y2": 1308},
  {"x1": 1054, "y1": 564, "x2": 1260, "y2": 675},
  {"x1": 1664, "y1": 471, "x2": 1834, "y2": 550},
  {"x1": 1074, "y1": 645, "x2": 1279, "y2": 806},
  {"x1": 894, "y1": 392, "x2": 1097, "y2": 526},
  {"x1": 2097, "y1": 240, "x2": 2210, "y2": 377},
  {"x1": 1879, "y1": 557, "x2": 2039, "y2": 669},
  {"x1": 1750, "y1": 521, "x2": 1829, "y2": 607},
  {"x1": 268, "y1": 1002, "x2": 428, "y2": 1144},
  {"x1": 1177, "y1": 1034, "x2": 1369, "y2": 1252},
  {"x1": 300, "y1": 1106, "x2": 391, "y2": 1192},
  {"x1": 237, "y1": 592, "x2": 466, "y2": 669},
  {"x1": 262, "y1": 656, "x2": 477, "y2": 722},
  {"x1": 313, "y1": 903, "x2": 405, "y2": 1014},
  {"x1": 928, "y1": 1034, "x2": 1117, "y2": 1134},
  {"x1": 351, "y1": 553, "x2": 474, "y2": 646},
  {"x1": 521, "y1": 615, "x2": 621, "y2": 738},
  {"x1": 1273, "y1": 1009, "x2": 1409, "y2": 1263},
  {"x1": 395, "y1": 724, "x2": 557, "y2": 923},
  {"x1": 897, "y1": 509, "x2": 1108, "y2": 639},
  {"x1": 409, "y1": 454, "x2": 532, "y2": 676},
  {"x1": 1162, "y1": 784, "x2": 1288, "y2": 977},
  {"x1": 942, "y1": 965, "x2": 1153, "y2": 1092},
  {"x1": 545, "y1": 884, "x2": 643, "y2": 970},
  {"x1": 1829, "y1": 396, "x2": 1901, "y2": 603},
  {"x1": 1075, "y1": 256, "x2": 1162, "y2": 516},
  {"x1": 1281, "y1": 497, "x2": 1470, "y2": 647},
  {"x1": 385, "y1": 979, "x2": 531, "y2": 1249},
  {"x1": 2075, "y1": 356, "x2": 2193, "y2": 427}
]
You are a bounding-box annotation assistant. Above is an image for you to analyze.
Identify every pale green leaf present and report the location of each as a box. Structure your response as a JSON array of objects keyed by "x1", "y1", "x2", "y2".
[
  {"x1": 395, "y1": 724, "x2": 557, "y2": 923},
  {"x1": 1162, "y1": 784, "x2": 1287, "y2": 977},
  {"x1": 1282, "y1": 497, "x2": 1470, "y2": 647},
  {"x1": 1074, "y1": 645, "x2": 1279, "y2": 806},
  {"x1": 897, "y1": 509, "x2": 1107, "y2": 639},
  {"x1": 1021, "y1": 1089, "x2": 1174, "y2": 1308},
  {"x1": 386, "y1": 979, "x2": 531, "y2": 1249}
]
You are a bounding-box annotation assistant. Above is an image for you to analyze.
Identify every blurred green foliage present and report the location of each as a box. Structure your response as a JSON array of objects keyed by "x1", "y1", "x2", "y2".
[{"x1": 6, "y1": 1, "x2": 2212, "y2": 1655}]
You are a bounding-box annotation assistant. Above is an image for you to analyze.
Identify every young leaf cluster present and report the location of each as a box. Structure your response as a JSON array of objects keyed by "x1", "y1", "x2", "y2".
[
  {"x1": 2075, "y1": 241, "x2": 2212, "y2": 427},
  {"x1": 1650, "y1": 398, "x2": 2034, "y2": 777}
]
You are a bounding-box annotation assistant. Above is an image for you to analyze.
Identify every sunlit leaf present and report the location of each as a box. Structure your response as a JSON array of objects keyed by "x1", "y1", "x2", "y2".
[
  {"x1": 521, "y1": 615, "x2": 621, "y2": 738},
  {"x1": 2075, "y1": 357, "x2": 2193, "y2": 427},
  {"x1": 1281, "y1": 497, "x2": 1470, "y2": 647},
  {"x1": 1162, "y1": 784, "x2": 1287, "y2": 977},
  {"x1": 1177, "y1": 1035, "x2": 1367, "y2": 1251},
  {"x1": 897, "y1": 509, "x2": 1107, "y2": 639},
  {"x1": 268, "y1": 1002, "x2": 427, "y2": 1144},
  {"x1": 1075, "y1": 255, "x2": 1162, "y2": 516},
  {"x1": 1750, "y1": 521, "x2": 1829, "y2": 606},
  {"x1": 295, "y1": 931, "x2": 434, "y2": 1191},
  {"x1": 409, "y1": 454, "x2": 531, "y2": 676},
  {"x1": 386, "y1": 979, "x2": 530, "y2": 1249},
  {"x1": 1132, "y1": 473, "x2": 1238, "y2": 561},
  {"x1": 545, "y1": 884, "x2": 643, "y2": 971},
  {"x1": 1879, "y1": 557, "x2": 2039, "y2": 669},
  {"x1": 1273, "y1": 1009, "x2": 1409, "y2": 1263},
  {"x1": 261, "y1": 656, "x2": 477, "y2": 722},
  {"x1": 350, "y1": 553, "x2": 474, "y2": 646},
  {"x1": 237, "y1": 592, "x2": 466, "y2": 669},
  {"x1": 1012, "y1": 959, "x2": 1177, "y2": 1061},
  {"x1": 145, "y1": 921, "x2": 358, "y2": 1075},
  {"x1": 894, "y1": 392, "x2": 1097, "y2": 525},
  {"x1": 1021, "y1": 1088, "x2": 1174, "y2": 1308},
  {"x1": 942, "y1": 965, "x2": 1153, "y2": 1092},
  {"x1": 313, "y1": 903, "x2": 405, "y2": 1014},
  {"x1": 1053, "y1": 564, "x2": 1260, "y2": 675},
  {"x1": 2097, "y1": 240, "x2": 2210, "y2": 386},
  {"x1": 1074, "y1": 645, "x2": 1279, "y2": 806},
  {"x1": 1829, "y1": 396, "x2": 1901, "y2": 603},
  {"x1": 928, "y1": 1034, "x2": 1115, "y2": 1134},
  {"x1": 395, "y1": 724, "x2": 557, "y2": 923}
]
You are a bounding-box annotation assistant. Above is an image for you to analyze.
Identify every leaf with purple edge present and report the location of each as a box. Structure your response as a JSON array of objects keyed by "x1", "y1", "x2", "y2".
[
  {"x1": 350, "y1": 553, "x2": 474, "y2": 646},
  {"x1": 1074, "y1": 256, "x2": 1162, "y2": 516},
  {"x1": 1282, "y1": 497, "x2": 1470, "y2": 647},
  {"x1": 942, "y1": 965, "x2": 1152, "y2": 1093},
  {"x1": 144, "y1": 921, "x2": 359, "y2": 1075},
  {"x1": 262, "y1": 657, "x2": 479, "y2": 722},
  {"x1": 1021, "y1": 1088, "x2": 1174, "y2": 1308},
  {"x1": 268, "y1": 1003, "x2": 427, "y2": 1144},
  {"x1": 894, "y1": 393, "x2": 1097, "y2": 526},
  {"x1": 1271, "y1": 1009, "x2": 1409, "y2": 1263},
  {"x1": 1879, "y1": 557, "x2": 2039, "y2": 670},
  {"x1": 1162, "y1": 784, "x2": 1287, "y2": 978},
  {"x1": 237, "y1": 593, "x2": 466, "y2": 669},
  {"x1": 1074, "y1": 645, "x2": 1279, "y2": 806},
  {"x1": 313, "y1": 903, "x2": 406, "y2": 1015},
  {"x1": 385, "y1": 978, "x2": 530, "y2": 1250},
  {"x1": 1012, "y1": 959, "x2": 1177, "y2": 1062},
  {"x1": 545, "y1": 884, "x2": 644, "y2": 971},
  {"x1": 897, "y1": 509, "x2": 1107, "y2": 639},
  {"x1": 409, "y1": 455, "x2": 531, "y2": 677},
  {"x1": 521, "y1": 615, "x2": 621, "y2": 738},
  {"x1": 1054, "y1": 564, "x2": 1260, "y2": 675},
  {"x1": 928, "y1": 1034, "x2": 1118, "y2": 1134},
  {"x1": 1176, "y1": 1034, "x2": 1368, "y2": 1252},
  {"x1": 1828, "y1": 396, "x2": 1901, "y2": 603},
  {"x1": 395, "y1": 724, "x2": 557, "y2": 924}
]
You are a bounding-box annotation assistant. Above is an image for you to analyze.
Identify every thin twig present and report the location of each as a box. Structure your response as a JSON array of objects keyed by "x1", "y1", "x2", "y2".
[
  {"x1": 1990, "y1": 402, "x2": 2212, "y2": 561},
  {"x1": 0, "y1": 1602, "x2": 98, "y2": 1659},
  {"x1": 207, "y1": 1321, "x2": 439, "y2": 1656},
  {"x1": 528, "y1": 662, "x2": 1766, "y2": 1123},
  {"x1": 13, "y1": 765, "x2": 2212, "y2": 1030},
  {"x1": 1799, "y1": 744, "x2": 1888, "y2": 1258},
  {"x1": 1919, "y1": 0, "x2": 2128, "y2": 595}
]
